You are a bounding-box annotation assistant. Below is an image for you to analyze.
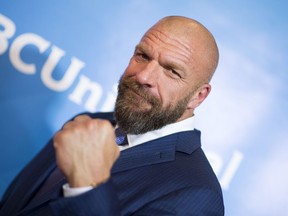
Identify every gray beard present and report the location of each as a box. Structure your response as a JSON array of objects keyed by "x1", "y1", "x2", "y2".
[{"x1": 114, "y1": 77, "x2": 192, "y2": 134}]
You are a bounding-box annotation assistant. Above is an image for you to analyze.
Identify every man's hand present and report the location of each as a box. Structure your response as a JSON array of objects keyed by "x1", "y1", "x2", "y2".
[{"x1": 53, "y1": 115, "x2": 120, "y2": 188}]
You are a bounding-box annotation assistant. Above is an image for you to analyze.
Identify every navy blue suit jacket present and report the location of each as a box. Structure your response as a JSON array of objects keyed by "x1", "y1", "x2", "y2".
[{"x1": 0, "y1": 112, "x2": 224, "y2": 215}]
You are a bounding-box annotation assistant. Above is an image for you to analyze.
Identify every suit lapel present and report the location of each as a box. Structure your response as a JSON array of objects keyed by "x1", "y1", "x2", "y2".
[
  {"x1": 86, "y1": 112, "x2": 202, "y2": 174},
  {"x1": 112, "y1": 130, "x2": 201, "y2": 173}
]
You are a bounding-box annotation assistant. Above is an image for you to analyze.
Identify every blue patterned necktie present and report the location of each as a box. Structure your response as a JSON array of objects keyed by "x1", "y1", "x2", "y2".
[{"x1": 115, "y1": 127, "x2": 128, "y2": 146}]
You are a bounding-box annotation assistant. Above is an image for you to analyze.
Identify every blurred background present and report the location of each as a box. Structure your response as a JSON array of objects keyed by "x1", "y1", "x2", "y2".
[{"x1": 0, "y1": 1, "x2": 287, "y2": 215}]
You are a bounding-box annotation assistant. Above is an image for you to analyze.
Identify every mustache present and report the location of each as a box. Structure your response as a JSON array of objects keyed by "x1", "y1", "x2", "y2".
[{"x1": 118, "y1": 77, "x2": 159, "y2": 105}]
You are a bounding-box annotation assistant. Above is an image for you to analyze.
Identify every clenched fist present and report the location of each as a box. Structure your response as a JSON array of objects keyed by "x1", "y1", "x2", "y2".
[{"x1": 53, "y1": 115, "x2": 120, "y2": 188}]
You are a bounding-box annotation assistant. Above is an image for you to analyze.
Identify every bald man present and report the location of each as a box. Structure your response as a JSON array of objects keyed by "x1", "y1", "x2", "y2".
[{"x1": 0, "y1": 16, "x2": 224, "y2": 216}]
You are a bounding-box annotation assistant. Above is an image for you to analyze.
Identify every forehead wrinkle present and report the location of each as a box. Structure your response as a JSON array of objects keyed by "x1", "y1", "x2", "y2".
[
  {"x1": 142, "y1": 29, "x2": 193, "y2": 65},
  {"x1": 154, "y1": 29, "x2": 191, "y2": 53}
]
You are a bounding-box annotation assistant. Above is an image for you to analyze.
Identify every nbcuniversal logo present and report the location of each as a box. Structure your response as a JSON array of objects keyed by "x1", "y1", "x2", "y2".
[{"x1": 0, "y1": 13, "x2": 117, "y2": 113}]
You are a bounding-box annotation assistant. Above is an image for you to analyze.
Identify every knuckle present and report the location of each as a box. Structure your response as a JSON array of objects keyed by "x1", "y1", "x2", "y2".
[
  {"x1": 99, "y1": 119, "x2": 113, "y2": 130},
  {"x1": 53, "y1": 131, "x2": 62, "y2": 141},
  {"x1": 85, "y1": 119, "x2": 98, "y2": 131},
  {"x1": 62, "y1": 120, "x2": 76, "y2": 130},
  {"x1": 74, "y1": 114, "x2": 91, "y2": 122},
  {"x1": 53, "y1": 132, "x2": 62, "y2": 148},
  {"x1": 53, "y1": 130, "x2": 69, "y2": 145},
  {"x1": 88, "y1": 119, "x2": 112, "y2": 132}
]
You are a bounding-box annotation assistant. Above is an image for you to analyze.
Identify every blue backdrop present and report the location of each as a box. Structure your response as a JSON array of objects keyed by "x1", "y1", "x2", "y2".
[{"x1": 1, "y1": 1, "x2": 287, "y2": 215}]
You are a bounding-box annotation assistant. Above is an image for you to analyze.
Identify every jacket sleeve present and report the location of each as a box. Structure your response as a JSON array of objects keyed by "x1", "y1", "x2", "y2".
[
  {"x1": 49, "y1": 184, "x2": 224, "y2": 216},
  {"x1": 49, "y1": 179, "x2": 120, "y2": 216}
]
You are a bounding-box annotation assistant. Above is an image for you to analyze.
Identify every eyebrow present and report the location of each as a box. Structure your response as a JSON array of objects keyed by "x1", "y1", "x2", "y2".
[
  {"x1": 163, "y1": 56, "x2": 186, "y2": 72},
  {"x1": 134, "y1": 44, "x2": 149, "y2": 54},
  {"x1": 135, "y1": 44, "x2": 186, "y2": 76}
]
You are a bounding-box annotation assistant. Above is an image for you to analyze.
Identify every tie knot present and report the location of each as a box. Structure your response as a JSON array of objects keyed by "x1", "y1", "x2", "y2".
[{"x1": 115, "y1": 127, "x2": 128, "y2": 146}]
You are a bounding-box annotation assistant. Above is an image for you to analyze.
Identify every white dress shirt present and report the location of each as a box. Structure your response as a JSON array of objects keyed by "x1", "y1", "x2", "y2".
[{"x1": 63, "y1": 116, "x2": 195, "y2": 197}]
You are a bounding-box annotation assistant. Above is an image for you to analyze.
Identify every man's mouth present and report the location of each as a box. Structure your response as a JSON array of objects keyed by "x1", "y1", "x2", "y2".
[
  {"x1": 129, "y1": 88, "x2": 145, "y2": 100},
  {"x1": 125, "y1": 87, "x2": 154, "y2": 109}
]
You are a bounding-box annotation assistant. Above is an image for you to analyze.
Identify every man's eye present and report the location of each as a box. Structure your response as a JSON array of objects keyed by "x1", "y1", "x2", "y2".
[
  {"x1": 135, "y1": 52, "x2": 149, "y2": 61},
  {"x1": 172, "y1": 70, "x2": 181, "y2": 78},
  {"x1": 167, "y1": 67, "x2": 181, "y2": 78}
]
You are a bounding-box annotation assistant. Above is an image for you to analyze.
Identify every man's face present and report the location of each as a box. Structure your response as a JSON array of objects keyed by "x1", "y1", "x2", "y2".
[{"x1": 115, "y1": 25, "x2": 200, "y2": 134}]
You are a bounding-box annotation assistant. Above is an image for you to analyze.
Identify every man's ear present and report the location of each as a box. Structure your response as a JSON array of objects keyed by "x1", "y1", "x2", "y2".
[{"x1": 187, "y1": 84, "x2": 211, "y2": 110}]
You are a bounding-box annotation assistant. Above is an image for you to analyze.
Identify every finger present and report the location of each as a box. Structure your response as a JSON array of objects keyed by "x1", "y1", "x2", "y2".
[
  {"x1": 62, "y1": 120, "x2": 78, "y2": 130},
  {"x1": 73, "y1": 115, "x2": 91, "y2": 122},
  {"x1": 62, "y1": 115, "x2": 91, "y2": 130}
]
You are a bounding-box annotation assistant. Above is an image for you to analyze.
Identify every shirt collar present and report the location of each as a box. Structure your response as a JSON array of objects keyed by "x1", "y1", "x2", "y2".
[{"x1": 127, "y1": 116, "x2": 195, "y2": 148}]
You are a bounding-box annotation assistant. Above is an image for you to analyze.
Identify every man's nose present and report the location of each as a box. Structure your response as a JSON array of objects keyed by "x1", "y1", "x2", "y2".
[{"x1": 135, "y1": 61, "x2": 159, "y2": 88}]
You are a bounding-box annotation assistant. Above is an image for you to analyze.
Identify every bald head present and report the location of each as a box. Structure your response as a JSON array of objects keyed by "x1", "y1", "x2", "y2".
[
  {"x1": 144, "y1": 16, "x2": 219, "y2": 84},
  {"x1": 117, "y1": 16, "x2": 219, "y2": 130}
]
